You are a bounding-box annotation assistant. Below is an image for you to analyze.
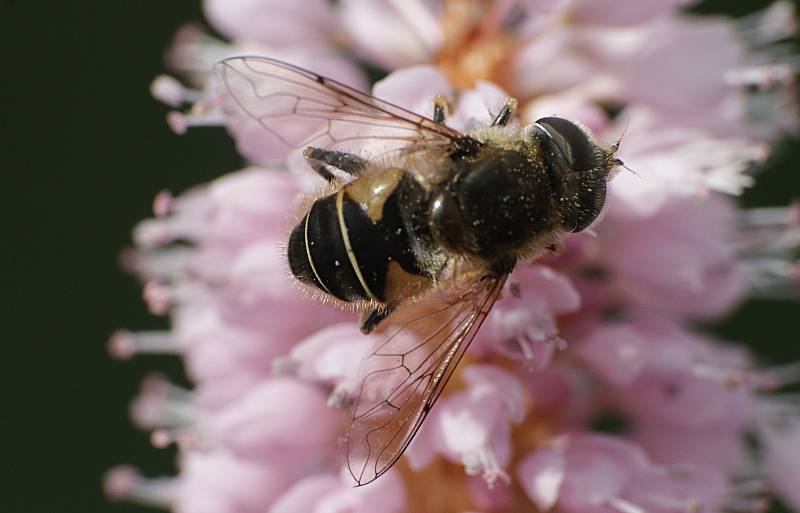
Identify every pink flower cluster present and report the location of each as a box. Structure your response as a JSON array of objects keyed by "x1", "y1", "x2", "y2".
[{"x1": 110, "y1": 2, "x2": 800, "y2": 513}]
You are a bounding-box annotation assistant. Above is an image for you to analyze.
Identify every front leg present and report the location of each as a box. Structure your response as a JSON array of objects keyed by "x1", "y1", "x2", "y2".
[
  {"x1": 491, "y1": 98, "x2": 518, "y2": 127},
  {"x1": 304, "y1": 147, "x2": 368, "y2": 182},
  {"x1": 433, "y1": 94, "x2": 448, "y2": 124}
]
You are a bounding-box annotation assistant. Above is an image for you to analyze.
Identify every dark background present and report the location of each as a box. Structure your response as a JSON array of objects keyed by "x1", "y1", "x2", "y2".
[{"x1": 2, "y1": 1, "x2": 798, "y2": 512}]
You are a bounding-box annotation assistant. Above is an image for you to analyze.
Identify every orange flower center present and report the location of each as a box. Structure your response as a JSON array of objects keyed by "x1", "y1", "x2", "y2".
[{"x1": 434, "y1": 0, "x2": 518, "y2": 90}]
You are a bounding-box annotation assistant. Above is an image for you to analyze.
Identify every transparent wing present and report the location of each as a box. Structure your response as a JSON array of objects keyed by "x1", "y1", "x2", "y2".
[
  {"x1": 346, "y1": 274, "x2": 508, "y2": 486},
  {"x1": 213, "y1": 56, "x2": 465, "y2": 161}
]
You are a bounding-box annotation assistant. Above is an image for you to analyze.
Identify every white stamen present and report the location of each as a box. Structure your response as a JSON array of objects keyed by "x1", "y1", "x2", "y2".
[
  {"x1": 108, "y1": 330, "x2": 178, "y2": 359},
  {"x1": 738, "y1": 204, "x2": 800, "y2": 299},
  {"x1": 168, "y1": 24, "x2": 232, "y2": 74},
  {"x1": 328, "y1": 384, "x2": 355, "y2": 409},
  {"x1": 736, "y1": 1, "x2": 798, "y2": 47},
  {"x1": 625, "y1": 490, "x2": 701, "y2": 513},
  {"x1": 742, "y1": 204, "x2": 800, "y2": 227},
  {"x1": 153, "y1": 190, "x2": 173, "y2": 217},
  {"x1": 150, "y1": 75, "x2": 202, "y2": 108},
  {"x1": 166, "y1": 109, "x2": 226, "y2": 135},
  {"x1": 725, "y1": 496, "x2": 772, "y2": 513},
  {"x1": 689, "y1": 361, "x2": 761, "y2": 389},
  {"x1": 726, "y1": 64, "x2": 796, "y2": 91},
  {"x1": 463, "y1": 447, "x2": 510, "y2": 488},
  {"x1": 103, "y1": 465, "x2": 176, "y2": 507},
  {"x1": 151, "y1": 428, "x2": 201, "y2": 451},
  {"x1": 731, "y1": 478, "x2": 770, "y2": 496},
  {"x1": 607, "y1": 496, "x2": 648, "y2": 513},
  {"x1": 143, "y1": 280, "x2": 173, "y2": 315},
  {"x1": 745, "y1": 260, "x2": 800, "y2": 300},
  {"x1": 131, "y1": 375, "x2": 197, "y2": 429},
  {"x1": 760, "y1": 360, "x2": 800, "y2": 389},
  {"x1": 125, "y1": 248, "x2": 194, "y2": 284}
]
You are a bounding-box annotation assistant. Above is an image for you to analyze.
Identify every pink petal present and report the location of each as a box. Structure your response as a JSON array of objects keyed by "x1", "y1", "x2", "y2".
[
  {"x1": 204, "y1": 0, "x2": 335, "y2": 46},
  {"x1": 520, "y1": 434, "x2": 653, "y2": 513},
  {"x1": 630, "y1": 424, "x2": 746, "y2": 473},
  {"x1": 450, "y1": 80, "x2": 514, "y2": 131},
  {"x1": 462, "y1": 365, "x2": 527, "y2": 421},
  {"x1": 512, "y1": 30, "x2": 594, "y2": 96},
  {"x1": 269, "y1": 474, "x2": 340, "y2": 513},
  {"x1": 174, "y1": 451, "x2": 293, "y2": 513},
  {"x1": 289, "y1": 323, "x2": 370, "y2": 385},
  {"x1": 576, "y1": 325, "x2": 647, "y2": 386},
  {"x1": 318, "y1": 470, "x2": 407, "y2": 513},
  {"x1": 208, "y1": 377, "x2": 339, "y2": 460},
  {"x1": 517, "y1": 445, "x2": 566, "y2": 510},
  {"x1": 373, "y1": 65, "x2": 453, "y2": 118},
  {"x1": 339, "y1": 0, "x2": 443, "y2": 69},
  {"x1": 569, "y1": 0, "x2": 697, "y2": 26},
  {"x1": 439, "y1": 392, "x2": 505, "y2": 455}
]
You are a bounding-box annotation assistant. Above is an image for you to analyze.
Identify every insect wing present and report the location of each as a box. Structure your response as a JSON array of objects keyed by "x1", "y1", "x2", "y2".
[
  {"x1": 214, "y1": 56, "x2": 464, "y2": 162},
  {"x1": 346, "y1": 274, "x2": 507, "y2": 486}
]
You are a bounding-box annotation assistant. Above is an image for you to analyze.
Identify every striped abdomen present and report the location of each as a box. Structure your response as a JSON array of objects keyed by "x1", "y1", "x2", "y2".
[{"x1": 287, "y1": 170, "x2": 433, "y2": 305}]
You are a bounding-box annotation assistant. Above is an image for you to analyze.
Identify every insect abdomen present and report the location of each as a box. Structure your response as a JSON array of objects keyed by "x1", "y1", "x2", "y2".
[{"x1": 287, "y1": 173, "x2": 432, "y2": 304}]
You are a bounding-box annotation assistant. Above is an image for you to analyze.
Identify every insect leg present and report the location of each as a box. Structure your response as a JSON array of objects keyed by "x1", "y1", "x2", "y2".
[
  {"x1": 359, "y1": 306, "x2": 396, "y2": 334},
  {"x1": 490, "y1": 98, "x2": 518, "y2": 127},
  {"x1": 432, "y1": 95, "x2": 448, "y2": 124},
  {"x1": 304, "y1": 147, "x2": 368, "y2": 181},
  {"x1": 489, "y1": 256, "x2": 516, "y2": 277}
]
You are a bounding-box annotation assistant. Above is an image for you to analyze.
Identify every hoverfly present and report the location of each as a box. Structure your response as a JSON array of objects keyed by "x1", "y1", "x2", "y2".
[{"x1": 214, "y1": 56, "x2": 620, "y2": 486}]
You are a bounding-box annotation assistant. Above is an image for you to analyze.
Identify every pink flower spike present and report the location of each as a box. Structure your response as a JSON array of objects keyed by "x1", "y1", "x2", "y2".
[{"x1": 113, "y1": 0, "x2": 800, "y2": 509}]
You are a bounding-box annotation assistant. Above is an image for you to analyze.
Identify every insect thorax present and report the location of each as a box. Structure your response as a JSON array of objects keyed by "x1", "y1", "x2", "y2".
[{"x1": 429, "y1": 145, "x2": 564, "y2": 262}]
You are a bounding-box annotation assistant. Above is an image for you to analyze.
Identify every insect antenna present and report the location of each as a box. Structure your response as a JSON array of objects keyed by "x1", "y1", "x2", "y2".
[{"x1": 610, "y1": 117, "x2": 640, "y2": 179}]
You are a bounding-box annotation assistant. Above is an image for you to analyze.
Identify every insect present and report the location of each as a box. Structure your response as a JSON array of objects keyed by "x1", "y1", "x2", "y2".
[{"x1": 214, "y1": 56, "x2": 621, "y2": 486}]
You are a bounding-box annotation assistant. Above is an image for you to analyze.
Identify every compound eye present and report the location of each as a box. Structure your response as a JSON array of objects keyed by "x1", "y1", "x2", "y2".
[{"x1": 534, "y1": 116, "x2": 598, "y2": 172}]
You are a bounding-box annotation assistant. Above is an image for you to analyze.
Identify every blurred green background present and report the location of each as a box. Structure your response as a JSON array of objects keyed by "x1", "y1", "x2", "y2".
[{"x1": 2, "y1": 1, "x2": 798, "y2": 512}]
